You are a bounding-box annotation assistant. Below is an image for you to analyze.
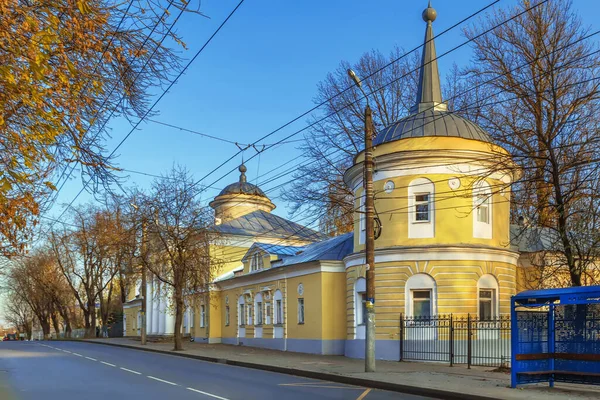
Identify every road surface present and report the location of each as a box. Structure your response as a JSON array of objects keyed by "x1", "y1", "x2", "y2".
[{"x1": 0, "y1": 341, "x2": 432, "y2": 400}]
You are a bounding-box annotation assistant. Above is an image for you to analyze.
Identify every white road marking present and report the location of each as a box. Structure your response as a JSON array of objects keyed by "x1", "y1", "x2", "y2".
[
  {"x1": 85, "y1": 357, "x2": 97, "y2": 361},
  {"x1": 120, "y1": 367, "x2": 141, "y2": 375},
  {"x1": 147, "y1": 376, "x2": 178, "y2": 386},
  {"x1": 73, "y1": 352, "x2": 83, "y2": 357},
  {"x1": 62, "y1": 350, "x2": 71, "y2": 353},
  {"x1": 101, "y1": 361, "x2": 116, "y2": 367},
  {"x1": 187, "y1": 387, "x2": 230, "y2": 400}
]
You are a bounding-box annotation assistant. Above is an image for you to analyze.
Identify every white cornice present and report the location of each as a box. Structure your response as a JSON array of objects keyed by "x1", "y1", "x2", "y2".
[
  {"x1": 343, "y1": 245, "x2": 520, "y2": 268},
  {"x1": 345, "y1": 149, "x2": 516, "y2": 190},
  {"x1": 215, "y1": 261, "x2": 345, "y2": 290}
]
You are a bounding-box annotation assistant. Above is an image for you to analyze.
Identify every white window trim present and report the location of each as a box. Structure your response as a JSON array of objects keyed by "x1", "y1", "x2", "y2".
[
  {"x1": 238, "y1": 296, "x2": 245, "y2": 327},
  {"x1": 405, "y1": 273, "x2": 437, "y2": 319},
  {"x1": 251, "y1": 252, "x2": 264, "y2": 272},
  {"x1": 408, "y1": 178, "x2": 435, "y2": 238},
  {"x1": 200, "y1": 305, "x2": 206, "y2": 328},
  {"x1": 297, "y1": 298, "x2": 305, "y2": 324},
  {"x1": 274, "y1": 290, "x2": 283, "y2": 325},
  {"x1": 473, "y1": 180, "x2": 492, "y2": 239},
  {"x1": 265, "y1": 302, "x2": 271, "y2": 325},
  {"x1": 254, "y1": 293, "x2": 263, "y2": 326},
  {"x1": 225, "y1": 305, "x2": 230, "y2": 326},
  {"x1": 477, "y1": 274, "x2": 499, "y2": 320}
]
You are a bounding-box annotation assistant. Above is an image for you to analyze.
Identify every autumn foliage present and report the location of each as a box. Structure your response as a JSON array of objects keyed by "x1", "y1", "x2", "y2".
[{"x1": 0, "y1": 0, "x2": 190, "y2": 256}]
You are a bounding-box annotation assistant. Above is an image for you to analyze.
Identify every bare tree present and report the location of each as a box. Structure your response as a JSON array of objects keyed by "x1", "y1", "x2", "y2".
[
  {"x1": 3, "y1": 293, "x2": 35, "y2": 340},
  {"x1": 283, "y1": 47, "x2": 421, "y2": 235},
  {"x1": 6, "y1": 251, "x2": 57, "y2": 339},
  {"x1": 463, "y1": 0, "x2": 600, "y2": 286},
  {"x1": 50, "y1": 204, "x2": 124, "y2": 337},
  {"x1": 141, "y1": 166, "x2": 221, "y2": 351}
]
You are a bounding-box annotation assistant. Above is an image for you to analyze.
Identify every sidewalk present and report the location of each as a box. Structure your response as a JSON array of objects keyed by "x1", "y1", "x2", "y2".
[{"x1": 80, "y1": 337, "x2": 599, "y2": 400}]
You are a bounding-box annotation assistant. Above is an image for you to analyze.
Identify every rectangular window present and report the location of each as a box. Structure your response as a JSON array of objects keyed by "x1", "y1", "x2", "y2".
[
  {"x1": 265, "y1": 303, "x2": 271, "y2": 325},
  {"x1": 256, "y1": 302, "x2": 263, "y2": 325},
  {"x1": 250, "y1": 252, "x2": 264, "y2": 271},
  {"x1": 479, "y1": 289, "x2": 495, "y2": 320},
  {"x1": 200, "y1": 305, "x2": 206, "y2": 328},
  {"x1": 476, "y1": 194, "x2": 490, "y2": 224},
  {"x1": 247, "y1": 304, "x2": 252, "y2": 326},
  {"x1": 412, "y1": 290, "x2": 432, "y2": 319},
  {"x1": 275, "y1": 300, "x2": 283, "y2": 325},
  {"x1": 239, "y1": 304, "x2": 245, "y2": 326},
  {"x1": 191, "y1": 309, "x2": 194, "y2": 328},
  {"x1": 225, "y1": 306, "x2": 230, "y2": 326},
  {"x1": 414, "y1": 194, "x2": 430, "y2": 222},
  {"x1": 298, "y1": 298, "x2": 305, "y2": 324}
]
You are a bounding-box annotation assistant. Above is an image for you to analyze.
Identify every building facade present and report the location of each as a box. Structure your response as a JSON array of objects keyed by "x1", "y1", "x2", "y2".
[{"x1": 123, "y1": 3, "x2": 565, "y2": 360}]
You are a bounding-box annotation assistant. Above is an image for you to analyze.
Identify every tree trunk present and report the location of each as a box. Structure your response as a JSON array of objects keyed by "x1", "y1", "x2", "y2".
[
  {"x1": 51, "y1": 313, "x2": 61, "y2": 338},
  {"x1": 83, "y1": 308, "x2": 94, "y2": 338},
  {"x1": 40, "y1": 319, "x2": 51, "y2": 340},
  {"x1": 173, "y1": 286, "x2": 184, "y2": 351}
]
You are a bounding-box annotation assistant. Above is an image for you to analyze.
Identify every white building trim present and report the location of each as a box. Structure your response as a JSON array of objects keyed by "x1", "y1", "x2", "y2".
[{"x1": 344, "y1": 246, "x2": 519, "y2": 268}]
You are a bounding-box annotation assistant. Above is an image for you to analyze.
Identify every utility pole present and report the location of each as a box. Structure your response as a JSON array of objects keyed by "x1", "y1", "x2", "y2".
[
  {"x1": 364, "y1": 104, "x2": 376, "y2": 373},
  {"x1": 347, "y1": 68, "x2": 376, "y2": 372},
  {"x1": 140, "y1": 218, "x2": 147, "y2": 345}
]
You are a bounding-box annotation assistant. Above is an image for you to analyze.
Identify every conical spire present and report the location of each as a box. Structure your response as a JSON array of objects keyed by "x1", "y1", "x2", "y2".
[{"x1": 411, "y1": 1, "x2": 447, "y2": 114}]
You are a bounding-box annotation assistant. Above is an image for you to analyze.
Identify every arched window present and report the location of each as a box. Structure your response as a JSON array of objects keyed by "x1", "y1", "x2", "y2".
[
  {"x1": 473, "y1": 180, "x2": 492, "y2": 239},
  {"x1": 354, "y1": 278, "x2": 367, "y2": 340},
  {"x1": 477, "y1": 274, "x2": 499, "y2": 320},
  {"x1": 405, "y1": 274, "x2": 437, "y2": 319},
  {"x1": 408, "y1": 178, "x2": 435, "y2": 238}
]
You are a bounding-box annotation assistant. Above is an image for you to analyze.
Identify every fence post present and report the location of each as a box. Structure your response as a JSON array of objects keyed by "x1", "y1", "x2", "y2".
[
  {"x1": 399, "y1": 313, "x2": 404, "y2": 362},
  {"x1": 467, "y1": 313, "x2": 472, "y2": 369},
  {"x1": 449, "y1": 314, "x2": 454, "y2": 367}
]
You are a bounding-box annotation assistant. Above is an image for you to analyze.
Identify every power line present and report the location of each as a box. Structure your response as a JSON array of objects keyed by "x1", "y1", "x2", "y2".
[{"x1": 41, "y1": 0, "x2": 246, "y2": 236}]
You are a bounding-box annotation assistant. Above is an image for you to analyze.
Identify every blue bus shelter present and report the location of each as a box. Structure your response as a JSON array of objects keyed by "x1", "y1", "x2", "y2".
[{"x1": 511, "y1": 286, "x2": 600, "y2": 388}]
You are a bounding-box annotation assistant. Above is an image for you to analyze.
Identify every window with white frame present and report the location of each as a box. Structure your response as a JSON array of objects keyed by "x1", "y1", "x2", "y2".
[
  {"x1": 414, "y1": 194, "x2": 430, "y2": 222},
  {"x1": 412, "y1": 290, "x2": 432, "y2": 319},
  {"x1": 239, "y1": 303, "x2": 245, "y2": 326},
  {"x1": 250, "y1": 252, "x2": 263, "y2": 271},
  {"x1": 247, "y1": 301, "x2": 253, "y2": 325},
  {"x1": 297, "y1": 298, "x2": 305, "y2": 324},
  {"x1": 190, "y1": 308, "x2": 194, "y2": 328},
  {"x1": 405, "y1": 273, "x2": 437, "y2": 319},
  {"x1": 408, "y1": 178, "x2": 435, "y2": 238},
  {"x1": 200, "y1": 305, "x2": 206, "y2": 328},
  {"x1": 274, "y1": 290, "x2": 283, "y2": 325},
  {"x1": 473, "y1": 180, "x2": 492, "y2": 239},
  {"x1": 477, "y1": 274, "x2": 499, "y2": 320},
  {"x1": 265, "y1": 302, "x2": 271, "y2": 325},
  {"x1": 225, "y1": 306, "x2": 230, "y2": 326},
  {"x1": 254, "y1": 293, "x2": 263, "y2": 326},
  {"x1": 479, "y1": 289, "x2": 495, "y2": 320}
]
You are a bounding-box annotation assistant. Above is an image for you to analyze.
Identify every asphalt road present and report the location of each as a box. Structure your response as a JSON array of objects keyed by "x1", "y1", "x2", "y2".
[{"x1": 0, "y1": 341, "x2": 432, "y2": 400}]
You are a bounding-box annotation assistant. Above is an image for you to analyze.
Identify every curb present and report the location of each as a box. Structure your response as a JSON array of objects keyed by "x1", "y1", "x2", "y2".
[{"x1": 72, "y1": 339, "x2": 498, "y2": 400}]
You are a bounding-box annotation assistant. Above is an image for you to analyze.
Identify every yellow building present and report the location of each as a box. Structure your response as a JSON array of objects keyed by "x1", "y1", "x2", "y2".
[{"x1": 125, "y1": 3, "x2": 570, "y2": 360}]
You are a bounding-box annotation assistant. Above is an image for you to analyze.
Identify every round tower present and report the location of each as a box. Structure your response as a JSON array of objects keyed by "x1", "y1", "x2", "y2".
[{"x1": 210, "y1": 164, "x2": 275, "y2": 224}]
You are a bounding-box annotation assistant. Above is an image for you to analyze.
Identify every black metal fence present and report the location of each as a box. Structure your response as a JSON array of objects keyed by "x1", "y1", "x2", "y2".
[{"x1": 399, "y1": 314, "x2": 511, "y2": 367}]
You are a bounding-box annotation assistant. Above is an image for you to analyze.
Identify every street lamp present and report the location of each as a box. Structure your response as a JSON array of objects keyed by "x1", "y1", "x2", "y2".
[
  {"x1": 348, "y1": 69, "x2": 376, "y2": 373},
  {"x1": 130, "y1": 202, "x2": 148, "y2": 346}
]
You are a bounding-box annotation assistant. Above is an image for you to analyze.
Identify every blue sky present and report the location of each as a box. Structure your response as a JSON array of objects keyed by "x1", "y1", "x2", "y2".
[{"x1": 43, "y1": 0, "x2": 600, "y2": 227}]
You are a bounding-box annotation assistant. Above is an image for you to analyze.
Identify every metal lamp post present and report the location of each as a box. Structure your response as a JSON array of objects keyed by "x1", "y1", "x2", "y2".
[{"x1": 348, "y1": 69, "x2": 376, "y2": 372}]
